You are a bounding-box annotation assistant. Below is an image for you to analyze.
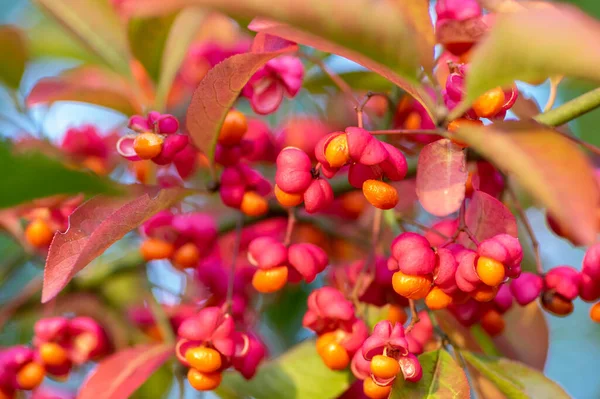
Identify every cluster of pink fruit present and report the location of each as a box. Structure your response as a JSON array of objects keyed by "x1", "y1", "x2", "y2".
[{"x1": 0, "y1": 317, "x2": 111, "y2": 399}]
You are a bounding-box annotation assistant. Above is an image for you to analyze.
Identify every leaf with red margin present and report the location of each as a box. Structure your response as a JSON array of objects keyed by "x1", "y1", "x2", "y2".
[
  {"x1": 186, "y1": 33, "x2": 296, "y2": 164},
  {"x1": 455, "y1": 120, "x2": 600, "y2": 246},
  {"x1": 118, "y1": 0, "x2": 432, "y2": 110},
  {"x1": 42, "y1": 186, "x2": 189, "y2": 303},
  {"x1": 78, "y1": 344, "x2": 173, "y2": 399},
  {"x1": 416, "y1": 138, "x2": 468, "y2": 217},
  {"x1": 493, "y1": 302, "x2": 548, "y2": 371},
  {"x1": 462, "y1": 190, "x2": 518, "y2": 246},
  {"x1": 27, "y1": 66, "x2": 142, "y2": 115}
]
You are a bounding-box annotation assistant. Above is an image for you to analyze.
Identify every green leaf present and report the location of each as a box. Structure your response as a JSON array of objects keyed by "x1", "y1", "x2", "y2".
[
  {"x1": 454, "y1": 120, "x2": 600, "y2": 246},
  {"x1": 391, "y1": 349, "x2": 470, "y2": 399},
  {"x1": 465, "y1": 5, "x2": 600, "y2": 104},
  {"x1": 462, "y1": 351, "x2": 570, "y2": 398},
  {"x1": 128, "y1": 13, "x2": 177, "y2": 82},
  {"x1": 216, "y1": 340, "x2": 353, "y2": 399},
  {"x1": 0, "y1": 26, "x2": 28, "y2": 89},
  {"x1": 34, "y1": 0, "x2": 131, "y2": 76},
  {"x1": 132, "y1": 364, "x2": 174, "y2": 399},
  {"x1": 303, "y1": 70, "x2": 393, "y2": 94},
  {"x1": 0, "y1": 140, "x2": 121, "y2": 209},
  {"x1": 470, "y1": 325, "x2": 502, "y2": 357},
  {"x1": 154, "y1": 7, "x2": 206, "y2": 111}
]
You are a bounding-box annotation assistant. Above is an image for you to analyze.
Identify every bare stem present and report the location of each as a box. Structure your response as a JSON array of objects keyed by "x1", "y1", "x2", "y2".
[
  {"x1": 397, "y1": 216, "x2": 451, "y2": 240},
  {"x1": 405, "y1": 299, "x2": 420, "y2": 333},
  {"x1": 283, "y1": 208, "x2": 296, "y2": 246},
  {"x1": 351, "y1": 208, "x2": 383, "y2": 304},
  {"x1": 443, "y1": 200, "x2": 479, "y2": 247},
  {"x1": 507, "y1": 185, "x2": 543, "y2": 274},
  {"x1": 543, "y1": 76, "x2": 563, "y2": 112},
  {"x1": 301, "y1": 52, "x2": 357, "y2": 106},
  {"x1": 370, "y1": 129, "x2": 442, "y2": 136},
  {"x1": 225, "y1": 213, "x2": 244, "y2": 312}
]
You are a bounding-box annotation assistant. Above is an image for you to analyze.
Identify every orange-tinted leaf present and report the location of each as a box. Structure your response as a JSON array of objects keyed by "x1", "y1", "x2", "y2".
[
  {"x1": 462, "y1": 351, "x2": 569, "y2": 398},
  {"x1": 416, "y1": 138, "x2": 468, "y2": 217},
  {"x1": 42, "y1": 186, "x2": 189, "y2": 303},
  {"x1": 391, "y1": 349, "x2": 470, "y2": 398},
  {"x1": 466, "y1": 5, "x2": 600, "y2": 104},
  {"x1": 27, "y1": 66, "x2": 142, "y2": 115},
  {"x1": 34, "y1": 0, "x2": 131, "y2": 76},
  {"x1": 493, "y1": 302, "x2": 548, "y2": 371},
  {"x1": 0, "y1": 25, "x2": 28, "y2": 89},
  {"x1": 186, "y1": 34, "x2": 296, "y2": 164},
  {"x1": 455, "y1": 120, "x2": 600, "y2": 246},
  {"x1": 464, "y1": 190, "x2": 517, "y2": 244},
  {"x1": 78, "y1": 344, "x2": 173, "y2": 399}
]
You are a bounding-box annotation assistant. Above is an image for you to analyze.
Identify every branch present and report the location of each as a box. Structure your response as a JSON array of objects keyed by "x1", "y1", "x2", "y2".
[
  {"x1": 283, "y1": 208, "x2": 296, "y2": 246},
  {"x1": 351, "y1": 208, "x2": 383, "y2": 304},
  {"x1": 507, "y1": 184, "x2": 543, "y2": 274},
  {"x1": 225, "y1": 212, "x2": 244, "y2": 312},
  {"x1": 370, "y1": 129, "x2": 442, "y2": 136},
  {"x1": 534, "y1": 86, "x2": 600, "y2": 127},
  {"x1": 405, "y1": 299, "x2": 420, "y2": 333},
  {"x1": 397, "y1": 216, "x2": 451, "y2": 240}
]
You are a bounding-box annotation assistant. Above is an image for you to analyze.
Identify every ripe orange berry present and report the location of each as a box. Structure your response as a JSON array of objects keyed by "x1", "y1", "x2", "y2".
[
  {"x1": 541, "y1": 291, "x2": 574, "y2": 316},
  {"x1": 133, "y1": 132, "x2": 164, "y2": 160},
  {"x1": 404, "y1": 111, "x2": 422, "y2": 130},
  {"x1": 240, "y1": 191, "x2": 269, "y2": 217},
  {"x1": 319, "y1": 342, "x2": 350, "y2": 371},
  {"x1": 39, "y1": 342, "x2": 68, "y2": 366},
  {"x1": 81, "y1": 156, "x2": 108, "y2": 175},
  {"x1": 425, "y1": 286, "x2": 453, "y2": 310},
  {"x1": 362, "y1": 180, "x2": 399, "y2": 210},
  {"x1": 476, "y1": 257, "x2": 505, "y2": 287},
  {"x1": 274, "y1": 185, "x2": 303, "y2": 207},
  {"x1": 316, "y1": 331, "x2": 339, "y2": 357},
  {"x1": 387, "y1": 304, "x2": 408, "y2": 325},
  {"x1": 172, "y1": 243, "x2": 201, "y2": 270},
  {"x1": 471, "y1": 285, "x2": 498, "y2": 302},
  {"x1": 363, "y1": 377, "x2": 392, "y2": 399},
  {"x1": 140, "y1": 238, "x2": 175, "y2": 261},
  {"x1": 370, "y1": 355, "x2": 400, "y2": 380},
  {"x1": 132, "y1": 160, "x2": 152, "y2": 184},
  {"x1": 16, "y1": 362, "x2": 45, "y2": 390},
  {"x1": 25, "y1": 218, "x2": 54, "y2": 248},
  {"x1": 480, "y1": 309, "x2": 505, "y2": 337},
  {"x1": 187, "y1": 368, "x2": 222, "y2": 391},
  {"x1": 218, "y1": 110, "x2": 248, "y2": 146},
  {"x1": 447, "y1": 118, "x2": 483, "y2": 147},
  {"x1": 472, "y1": 87, "x2": 505, "y2": 119},
  {"x1": 252, "y1": 266, "x2": 289, "y2": 293},
  {"x1": 590, "y1": 302, "x2": 600, "y2": 323},
  {"x1": 392, "y1": 271, "x2": 432, "y2": 300},
  {"x1": 324, "y1": 134, "x2": 350, "y2": 168},
  {"x1": 185, "y1": 347, "x2": 222, "y2": 373}
]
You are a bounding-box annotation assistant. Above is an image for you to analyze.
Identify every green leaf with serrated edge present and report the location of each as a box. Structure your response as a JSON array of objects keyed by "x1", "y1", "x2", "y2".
[
  {"x1": 303, "y1": 70, "x2": 393, "y2": 94},
  {"x1": 391, "y1": 349, "x2": 470, "y2": 399},
  {"x1": 216, "y1": 340, "x2": 353, "y2": 399},
  {"x1": 462, "y1": 351, "x2": 570, "y2": 398},
  {"x1": 465, "y1": 5, "x2": 600, "y2": 104},
  {"x1": 0, "y1": 140, "x2": 121, "y2": 209},
  {"x1": 0, "y1": 26, "x2": 28, "y2": 89},
  {"x1": 128, "y1": 13, "x2": 177, "y2": 82},
  {"x1": 34, "y1": 0, "x2": 131, "y2": 76},
  {"x1": 454, "y1": 120, "x2": 599, "y2": 246},
  {"x1": 154, "y1": 7, "x2": 205, "y2": 111}
]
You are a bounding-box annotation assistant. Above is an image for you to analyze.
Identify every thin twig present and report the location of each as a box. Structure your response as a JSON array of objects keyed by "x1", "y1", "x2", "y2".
[
  {"x1": 301, "y1": 52, "x2": 358, "y2": 106},
  {"x1": 397, "y1": 216, "x2": 451, "y2": 240},
  {"x1": 443, "y1": 200, "x2": 479, "y2": 247},
  {"x1": 507, "y1": 185, "x2": 543, "y2": 274},
  {"x1": 146, "y1": 292, "x2": 176, "y2": 344},
  {"x1": 405, "y1": 299, "x2": 420, "y2": 333},
  {"x1": 283, "y1": 208, "x2": 296, "y2": 246},
  {"x1": 543, "y1": 76, "x2": 563, "y2": 112},
  {"x1": 225, "y1": 213, "x2": 244, "y2": 312},
  {"x1": 355, "y1": 92, "x2": 393, "y2": 129},
  {"x1": 350, "y1": 208, "x2": 383, "y2": 304},
  {"x1": 370, "y1": 129, "x2": 442, "y2": 136}
]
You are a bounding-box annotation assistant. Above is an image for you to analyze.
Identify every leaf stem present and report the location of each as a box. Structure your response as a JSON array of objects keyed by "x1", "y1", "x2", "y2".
[
  {"x1": 283, "y1": 208, "x2": 296, "y2": 246},
  {"x1": 225, "y1": 212, "x2": 244, "y2": 313},
  {"x1": 370, "y1": 129, "x2": 442, "y2": 136},
  {"x1": 405, "y1": 299, "x2": 420, "y2": 333},
  {"x1": 534, "y1": 86, "x2": 600, "y2": 127},
  {"x1": 396, "y1": 215, "x2": 451, "y2": 240},
  {"x1": 507, "y1": 184, "x2": 543, "y2": 274}
]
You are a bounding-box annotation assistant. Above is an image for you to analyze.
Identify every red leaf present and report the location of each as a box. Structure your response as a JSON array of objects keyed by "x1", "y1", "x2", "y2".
[
  {"x1": 42, "y1": 186, "x2": 188, "y2": 303},
  {"x1": 27, "y1": 66, "x2": 142, "y2": 116},
  {"x1": 493, "y1": 302, "x2": 548, "y2": 370},
  {"x1": 416, "y1": 138, "x2": 468, "y2": 217},
  {"x1": 186, "y1": 33, "x2": 296, "y2": 163},
  {"x1": 78, "y1": 344, "x2": 173, "y2": 399},
  {"x1": 463, "y1": 190, "x2": 518, "y2": 245}
]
